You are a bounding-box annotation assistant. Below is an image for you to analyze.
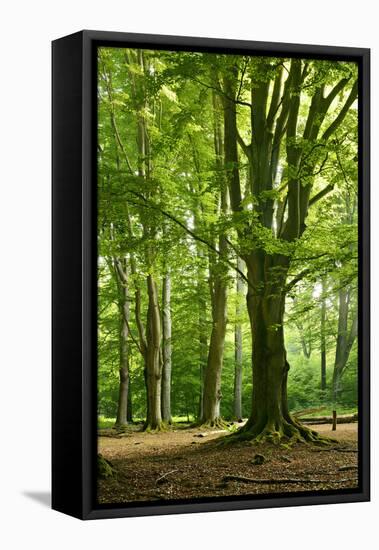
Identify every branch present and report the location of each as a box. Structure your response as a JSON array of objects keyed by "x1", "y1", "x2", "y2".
[
  {"x1": 236, "y1": 57, "x2": 249, "y2": 104},
  {"x1": 123, "y1": 311, "x2": 144, "y2": 356},
  {"x1": 322, "y1": 80, "x2": 358, "y2": 141},
  {"x1": 236, "y1": 130, "x2": 251, "y2": 158},
  {"x1": 223, "y1": 475, "x2": 356, "y2": 485},
  {"x1": 267, "y1": 66, "x2": 283, "y2": 129},
  {"x1": 308, "y1": 183, "x2": 334, "y2": 207},
  {"x1": 285, "y1": 267, "x2": 313, "y2": 292},
  {"x1": 324, "y1": 77, "x2": 351, "y2": 109},
  {"x1": 191, "y1": 76, "x2": 252, "y2": 109},
  {"x1": 100, "y1": 58, "x2": 135, "y2": 175},
  {"x1": 124, "y1": 189, "x2": 252, "y2": 289}
]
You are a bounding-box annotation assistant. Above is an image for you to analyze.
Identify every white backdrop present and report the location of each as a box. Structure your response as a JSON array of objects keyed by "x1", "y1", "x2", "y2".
[{"x1": 0, "y1": 1, "x2": 376, "y2": 548}]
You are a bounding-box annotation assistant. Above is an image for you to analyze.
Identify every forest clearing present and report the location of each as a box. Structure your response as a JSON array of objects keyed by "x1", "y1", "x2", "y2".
[
  {"x1": 97, "y1": 45, "x2": 359, "y2": 504},
  {"x1": 97, "y1": 422, "x2": 358, "y2": 504}
]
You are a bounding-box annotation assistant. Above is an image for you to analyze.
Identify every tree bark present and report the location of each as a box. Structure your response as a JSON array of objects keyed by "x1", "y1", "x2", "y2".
[
  {"x1": 201, "y1": 270, "x2": 228, "y2": 426},
  {"x1": 161, "y1": 274, "x2": 172, "y2": 423},
  {"x1": 200, "y1": 90, "x2": 228, "y2": 427},
  {"x1": 197, "y1": 287, "x2": 208, "y2": 421},
  {"x1": 233, "y1": 257, "x2": 244, "y2": 421},
  {"x1": 332, "y1": 286, "x2": 357, "y2": 402},
  {"x1": 113, "y1": 258, "x2": 130, "y2": 429},
  {"x1": 321, "y1": 279, "x2": 327, "y2": 392},
  {"x1": 127, "y1": 381, "x2": 133, "y2": 423},
  {"x1": 235, "y1": 253, "x2": 321, "y2": 442},
  {"x1": 144, "y1": 275, "x2": 163, "y2": 430}
]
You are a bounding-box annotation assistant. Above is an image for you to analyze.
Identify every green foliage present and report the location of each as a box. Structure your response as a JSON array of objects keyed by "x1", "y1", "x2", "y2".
[{"x1": 97, "y1": 47, "x2": 358, "y2": 425}]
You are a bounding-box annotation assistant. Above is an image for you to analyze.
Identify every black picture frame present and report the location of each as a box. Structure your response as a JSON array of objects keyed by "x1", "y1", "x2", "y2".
[{"x1": 52, "y1": 30, "x2": 370, "y2": 520}]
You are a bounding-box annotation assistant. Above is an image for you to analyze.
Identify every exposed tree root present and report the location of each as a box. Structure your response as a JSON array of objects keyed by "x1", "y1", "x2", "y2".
[
  {"x1": 195, "y1": 417, "x2": 229, "y2": 430},
  {"x1": 143, "y1": 421, "x2": 170, "y2": 433},
  {"x1": 222, "y1": 475, "x2": 357, "y2": 485},
  {"x1": 220, "y1": 416, "x2": 337, "y2": 447},
  {"x1": 113, "y1": 423, "x2": 128, "y2": 433}
]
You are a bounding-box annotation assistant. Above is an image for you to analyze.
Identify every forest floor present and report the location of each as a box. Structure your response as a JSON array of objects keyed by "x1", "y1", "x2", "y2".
[{"x1": 97, "y1": 422, "x2": 358, "y2": 505}]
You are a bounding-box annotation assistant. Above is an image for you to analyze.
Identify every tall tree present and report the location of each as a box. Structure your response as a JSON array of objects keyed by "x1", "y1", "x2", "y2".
[
  {"x1": 332, "y1": 285, "x2": 357, "y2": 402},
  {"x1": 161, "y1": 273, "x2": 172, "y2": 423},
  {"x1": 221, "y1": 57, "x2": 357, "y2": 442},
  {"x1": 320, "y1": 278, "x2": 327, "y2": 393},
  {"x1": 200, "y1": 91, "x2": 229, "y2": 427},
  {"x1": 233, "y1": 257, "x2": 244, "y2": 421},
  {"x1": 113, "y1": 257, "x2": 131, "y2": 428}
]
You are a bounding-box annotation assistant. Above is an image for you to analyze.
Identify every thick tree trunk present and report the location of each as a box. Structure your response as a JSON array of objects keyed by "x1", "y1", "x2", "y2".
[
  {"x1": 236, "y1": 254, "x2": 324, "y2": 443},
  {"x1": 144, "y1": 275, "x2": 163, "y2": 430},
  {"x1": 161, "y1": 274, "x2": 172, "y2": 423},
  {"x1": 233, "y1": 257, "x2": 244, "y2": 421}
]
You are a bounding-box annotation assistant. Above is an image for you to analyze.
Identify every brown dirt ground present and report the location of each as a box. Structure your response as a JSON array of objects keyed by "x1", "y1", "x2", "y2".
[{"x1": 97, "y1": 423, "x2": 358, "y2": 505}]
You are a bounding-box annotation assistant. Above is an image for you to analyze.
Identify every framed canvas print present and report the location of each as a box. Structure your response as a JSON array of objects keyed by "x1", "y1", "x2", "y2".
[{"x1": 52, "y1": 30, "x2": 370, "y2": 520}]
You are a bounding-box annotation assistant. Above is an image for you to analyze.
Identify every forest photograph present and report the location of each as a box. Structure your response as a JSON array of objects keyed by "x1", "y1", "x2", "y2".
[{"x1": 96, "y1": 45, "x2": 359, "y2": 506}]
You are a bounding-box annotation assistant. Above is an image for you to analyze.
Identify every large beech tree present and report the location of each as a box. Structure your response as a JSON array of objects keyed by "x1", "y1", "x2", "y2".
[{"x1": 219, "y1": 57, "x2": 357, "y2": 442}]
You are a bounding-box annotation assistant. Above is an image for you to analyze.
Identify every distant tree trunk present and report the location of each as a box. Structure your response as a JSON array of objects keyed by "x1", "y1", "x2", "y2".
[
  {"x1": 320, "y1": 279, "x2": 327, "y2": 392},
  {"x1": 233, "y1": 257, "x2": 244, "y2": 421},
  {"x1": 332, "y1": 286, "x2": 357, "y2": 403},
  {"x1": 113, "y1": 257, "x2": 130, "y2": 429},
  {"x1": 161, "y1": 274, "x2": 172, "y2": 423},
  {"x1": 300, "y1": 335, "x2": 312, "y2": 359},
  {"x1": 292, "y1": 295, "x2": 312, "y2": 359},
  {"x1": 197, "y1": 283, "x2": 208, "y2": 421}
]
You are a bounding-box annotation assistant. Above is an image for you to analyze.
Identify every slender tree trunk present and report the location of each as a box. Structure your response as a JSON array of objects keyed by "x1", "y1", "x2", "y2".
[
  {"x1": 332, "y1": 287, "x2": 357, "y2": 403},
  {"x1": 200, "y1": 89, "x2": 228, "y2": 427},
  {"x1": 127, "y1": 381, "x2": 133, "y2": 423},
  {"x1": 144, "y1": 275, "x2": 163, "y2": 430},
  {"x1": 161, "y1": 274, "x2": 172, "y2": 423},
  {"x1": 198, "y1": 290, "x2": 207, "y2": 421},
  {"x1": 193, "y1": 211, "x2": 208, "y2": 421},
  {"x1": 113, "y1": 258, "x2": 130, "y2": 429},
  {"x1": 201, "y1": 277, "x2": 228, "y2": 426},
  {"x1": 320, "y1": 279, "x2": 327, "y2": 392},
  {"x1": 233, "y1": 257, "x2": 244, "y2": 421}
]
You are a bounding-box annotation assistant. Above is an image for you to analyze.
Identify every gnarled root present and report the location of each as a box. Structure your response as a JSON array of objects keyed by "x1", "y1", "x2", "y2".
[
  {"x1": 196, "y1": 417, "x2": 229, "y2": 430},
  {"x1": 222, "y1": 416, "x2": 337, "y2": 446},
  {"x1": 143, "y1": 420, "x2": 169, "y2": 432}
]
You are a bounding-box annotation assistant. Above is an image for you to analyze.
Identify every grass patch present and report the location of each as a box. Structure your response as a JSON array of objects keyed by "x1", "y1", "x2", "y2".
[
  {"x1": 292, "y1": 405, "x2": 358, "y2": 418},
  {"x1": 97, "y1": 414, "x2": 196, "y2": 430}
]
